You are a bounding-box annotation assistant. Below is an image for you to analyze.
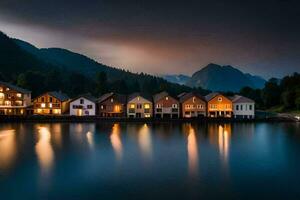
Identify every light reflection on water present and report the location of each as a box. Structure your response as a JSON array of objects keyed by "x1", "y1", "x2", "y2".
[{"x1": 0, "y1": 122, "x2": 300, "y2": 199}]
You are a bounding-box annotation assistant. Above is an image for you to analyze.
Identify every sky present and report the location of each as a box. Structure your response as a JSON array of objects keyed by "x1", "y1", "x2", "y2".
[{"x1": 0, "y1": 0, "x2": 299, "y2": 79}]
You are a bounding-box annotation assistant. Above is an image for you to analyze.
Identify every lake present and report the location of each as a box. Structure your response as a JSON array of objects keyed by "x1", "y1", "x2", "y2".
[{"x1": 0, "y1": 122, "x2": 300, "y2": 199}]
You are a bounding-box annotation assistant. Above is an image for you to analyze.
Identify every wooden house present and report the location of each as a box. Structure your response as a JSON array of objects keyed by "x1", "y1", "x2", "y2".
[
  {"x1": 0, "y1": 81, "x2": 31, "y2": 115},
  {"x1": 69, "y1": 94, "x2": 97, "y2": 116},
  {"x1": 153, "y1": 91, "x2": 179, "y2": 119},
  {"x1": 33, "y1": 91, "x2": 70, "y2": 115},
  {"x1": 97, "y1": 93, "x2": 126, "y2": 117},
  {"x1": 231, "y1": 95, "x2": 255, "y2": 119},
  {"x1": 179, "y1": 92, "x2": 207, "y2": 118},
  {"x1": 127, "y1": 93, "x2": 153, "y2": 118},
  {"x1": 205, "y1": 93, "x2": 232, "y2": 118}
]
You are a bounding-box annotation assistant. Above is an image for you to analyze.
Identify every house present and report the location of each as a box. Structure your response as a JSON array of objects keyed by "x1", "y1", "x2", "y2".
[
  {"x1": 153, "y1": 91, "x2": 179, "y2": 118},
  {"x1": 231, "y1": 95, "x2": 255, "y2": 119},
  {"x1": 179, "y1": 92, "x2": 207, "y2": 118},
  {"x1": 0, "y1": 81, "x2": 31, "y2": 115},
  {"x1": 69, "y1": 94, "x2": 97, "y2": 116},
  {"x1": 33, "y1": 91, "x2": 70, "y2": 115},
  {"x1": 97, "y1": 93, "x2": 126, "y2": 117},
  {"x1": 205, "y1": 93, "x2": 233, "y2": 118},
  {"x1": 127, "y1": 93, "x2": 153, "y2": 118}
]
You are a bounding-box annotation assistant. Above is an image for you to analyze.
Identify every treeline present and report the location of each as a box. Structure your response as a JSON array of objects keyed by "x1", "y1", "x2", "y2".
[
  {"x1": 239, "y1": 73, "x2": 300, "y2": 111},
  {"x1": 0, "y1": 69, "x2": 209, "y2": 98}
]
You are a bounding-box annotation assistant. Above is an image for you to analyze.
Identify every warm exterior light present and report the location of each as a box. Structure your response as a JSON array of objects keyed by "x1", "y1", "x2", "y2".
[
  {"x1": 144, "y1": 104, "x2": 150, "y2": 109},
  {"x1": 114, "y1": 105, "x2": 121, "y2": 112},
  {"x1": 16, "y1": 93, "x2": 22, "y2": 98},
  {"x1": 41, "y1": 103, "x2": 46, "y2": 108},
  {"x1": 49, "y1": 103, "x2": 52, "y2": 108},
  {"x1": 166, "y1": 97, "x2": 169, "y2": 100},
  {"x1": 130, "y1": 104, "x2": 135, "y2": 109}
]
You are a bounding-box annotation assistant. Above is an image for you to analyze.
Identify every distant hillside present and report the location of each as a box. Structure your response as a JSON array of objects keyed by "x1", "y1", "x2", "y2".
[
  {"x1": 186, "y1": 63, "x2": 266, "y2": 92},
  {"x1": 0, "y1": 31, "x2": 197, "y2": 97},
  {"x1": 162, "y1": 74, "x2": 190, "y2": 85}
]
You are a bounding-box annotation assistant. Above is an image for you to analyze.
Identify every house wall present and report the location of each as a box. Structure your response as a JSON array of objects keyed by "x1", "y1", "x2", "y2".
[
  {"x1": 127, "y1": 96, "x2": 153, "y2": 118},
  {"x1": 233, "y1": 102, "x2": 255, "y2": 118},
  {"x1": 207, "y1": 94, "x2": 233, "y2": 117},
  {"x1": 98, "y1": 96, "x2": 126, "y2": 117},
  {"x1": 0, "y1": 84, "x2": 31, "y2": 115},
  {"x1": 181, "y1": 96, "x2": 207, "y2": 118},
  {"x1": 154, "y1": 96, "x2": 179, "y2": 118},
  {"x1": 33, "y1": 94, "x2": 64, "y2": 115},
  {"x1": 70, "y1": 98, "x2": 96, "y2": 116}
]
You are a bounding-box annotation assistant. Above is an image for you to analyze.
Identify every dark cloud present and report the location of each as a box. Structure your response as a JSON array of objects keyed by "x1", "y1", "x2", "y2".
[{"x1": 0, "y1": 0, "x2": 299, "y2": 78}]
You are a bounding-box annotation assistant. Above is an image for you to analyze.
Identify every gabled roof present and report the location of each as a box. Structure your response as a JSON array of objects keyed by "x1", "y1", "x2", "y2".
[
  {"x1": 205, "y1": 92, "x2": 220, "y2": 101},
  {"x1": 70, "y1": 93, "x2": 97, "y2": 103},
  {"x1": 0, "y1": 81, "x2": 31, "y2": 94},
  {"x1": 127, "y1": 92, "x2": 152, "y2": 102},
  {"x1": 231, "y1": 95, "x2": 255, "y2": 103},
  {"x1": 179, "y1": 92, "x2": 206, "y2": 103},
  {"x1": 47, "y1": 91, "x2": 70, "y2": 101},
  {"x1": 97, "y1": 92, "x2": 126, "y2": 104},
  {"x1": 153, "y1": 91, "x2": 178, "y2": 102}
]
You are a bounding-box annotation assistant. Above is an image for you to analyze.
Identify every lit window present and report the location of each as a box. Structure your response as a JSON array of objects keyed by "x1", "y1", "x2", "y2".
[
  {"x1": 6, "y1": 88, "x2": 10, "y2": 91},
  {"x1": 156, "y1": 104, "x2": 162, "y2": 108},
  {"x1": 145, "y1": 114, "x2": 151, "y2": 118},
  {"x1": 101, "y1": 105, "x2": 104, "y2": 109},
  {"x1": 41, "y1": 103, "x2": 46, "y2": 108},
  {"x1": 114, "y1": 105, "x2": 121, "y2": 112},
  {"x1": 137, "y1": 97, "x2": 140, "y2": 101},
  {"x1": 111, "y1": 98, "x2": 114, "y2": 103},
  {"x1": 144, "y1": 104, "x2": 150, "y2": 109},
  {"x1": 166, "y1": 97, "x2": 169, "y2": 100},
  {"x1": 172, "y1": 104, "x2": 178, "y2": 108},
  {"x1": 49, "y1": 103, "x2": 52, "y2": 108},
  {"x1": 130, "y1": 104, "x2": 135, "y2": 109},
  {"x1": 17, "y1": 93, "x2": 22, "y2": 98},
  {"x1": 0, "y1": 87, "x2": 2, "y2": 92},
  {"x1": 193, "y1": 97, "x2": 196, "y2": 102}
]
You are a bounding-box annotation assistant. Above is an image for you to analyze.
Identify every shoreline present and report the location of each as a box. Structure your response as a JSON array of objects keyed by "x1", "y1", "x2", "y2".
[{"x1": 0, "y1": 115, "x2": 298, "y2": 123}]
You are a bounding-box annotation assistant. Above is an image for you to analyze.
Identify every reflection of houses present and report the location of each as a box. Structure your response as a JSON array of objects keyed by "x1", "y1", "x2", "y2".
[
  {"x1": 231, "y1": 95, "x2": 255, "y2": 119},
  {"x1": 33, "y1": 91, "x2": 70, "y2": 115},
  {"x1": 179, "y1": 92, "x2": 207, "y2": 118},
  {"x1": 69, "y1": 94, "x2": 96, "y2": 116},
  {"x1": 127, "y1": 93, "x2": 153, "y2": 118},
  {"x1": 153, "y1": 91, "x2": 179, "y2": 119},
  {"x1": 0, "y1": 81, "x2": 31, "y2": 115},
  {"x1": 97, "y1": 93, "x2": 126, "y2": 117},
  {"x1": 205, "y1": 93, "x2": 232, "y2": 118}
]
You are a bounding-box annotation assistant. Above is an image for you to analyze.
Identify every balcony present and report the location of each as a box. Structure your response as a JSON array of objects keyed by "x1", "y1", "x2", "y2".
[{"x1": 129, "y1": 108, "x2": 135, "y2": 113}]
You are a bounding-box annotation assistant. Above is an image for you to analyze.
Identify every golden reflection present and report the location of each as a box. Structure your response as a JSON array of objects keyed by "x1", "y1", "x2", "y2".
[
  {"x1": 187, "y1": 125, "x2": 198, "y2": 176},
  {"x1": 110, "y1": 123, "x2": 122, "y2": 161},
  {"x1": 86, "y1": 131, "x2": 94, "y2": 149},
  {"x1": 138, "y1": 124, "x2": 152, "y2": 160},
  {"x1": 35, "y1": 126, "x2": 54, "y2": 174},
  {"x1": 0, "y1": 129, "x2": 16, "y2": 170},
  {"x1": 218, "y1": 125, "x2": 231, "y2": 162}
]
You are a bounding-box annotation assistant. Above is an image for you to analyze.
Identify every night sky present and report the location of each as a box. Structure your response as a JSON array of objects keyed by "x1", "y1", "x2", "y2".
[{"x1": 0, "y1": 0, "x2": 299, "y2": 78}]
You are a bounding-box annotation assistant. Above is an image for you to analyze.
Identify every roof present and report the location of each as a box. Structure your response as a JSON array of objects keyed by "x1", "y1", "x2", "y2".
[
  {"x1": 205, "y1": 92, "x2": 220, "y2": 101},
  {"x1": 127, "y1": 92, "x2": 152, "y2": 102},
  {"x1": 97, "y1": 92, "x2": 126, "y2": 104},
  {"x1": 153, "y1": 91, "x2": 178, "y2": 102},
  {"x1": 47, "y1": 91, "x2": 70, "y2": 101},
  {"x1": 179, "y1": 92, "x2": 206, "y2": 103},
  {"x1": 231, "y1": 95, "x2": 255, "y2": 103},
  {"x1": 0, "y1": 81, "x2": 31, "y2": 94},
  {"x1": 70, "y1": 93, "x2": 97, "y2": 103}
]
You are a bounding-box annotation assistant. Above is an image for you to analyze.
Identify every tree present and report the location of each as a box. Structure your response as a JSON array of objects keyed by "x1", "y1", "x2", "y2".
[
  {"x1": 95, "y1": 72, "x2": 108, "y2": 95},
  {"x1": 17, "y1": 71, "x2": 45, "y2": 97},
  {"x1": 261, "y1": 78, "x2": 281, "y2": 108}
]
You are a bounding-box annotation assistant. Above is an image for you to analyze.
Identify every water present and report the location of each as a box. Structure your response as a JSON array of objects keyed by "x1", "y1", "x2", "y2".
[{"x1": 0, "y1": 122, "x2": 300, "y2": 199}]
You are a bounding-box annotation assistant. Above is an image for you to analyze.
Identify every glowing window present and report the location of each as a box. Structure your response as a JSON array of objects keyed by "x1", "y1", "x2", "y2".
[
  {"x1": 49, "y1": 103, "x2": 52, "y2": 108},
  {"x1": 6, "y1": 88, "x2": 10, "y2": 91},
  {"x1": 145, "y1": 114, "x2": 151, "y2": 118},
  {"x1": 144, "y1": 104, "x2": 150, "y2": 109},
  {"x1": 130, "y1": 104, "x2": 135, "y2": 109},
  {"x1": 111, "y1": 98, "x2": 114, "y2": 103},
  {"x1": 17, "y1": 93, "x2": 22, "y2": 98},
  {"x1": 41, "y1": 103, "x2": 46, "y2": 108},
  {"x1": 166, "y1": 97, "x2": 169, "y2": 100}
]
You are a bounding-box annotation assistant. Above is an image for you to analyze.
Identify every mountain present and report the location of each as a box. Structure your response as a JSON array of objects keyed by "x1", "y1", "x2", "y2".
[
  {"x1": 0, "y1": 31, "x2": 196, "y2": 97},
  {"x1": 186, "y1": 63, "x2": 266, "y2": 92},
  {"x1": 162, "y1": 74, "x2": 190, "y2": 85}
]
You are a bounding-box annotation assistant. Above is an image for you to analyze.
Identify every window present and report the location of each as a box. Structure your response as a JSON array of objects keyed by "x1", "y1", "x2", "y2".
[
  {"x1": 218, "y1": 97, "x2": 222, "y2": 102},
  {"x1": 156, "y1": 104, "x2": 162, "y2": 108},
  {"x1": 111, "y1": 98, "x2": 114, "y2": 103},
  {"x1": 137, "y1": 104, "x2": 142, "y2": 109},
  {"x1": 144, "y1": 114, "x2": 151, "y2": 118},
  {"x1": 249, "y1": 105, "x2": 253, "y2": 110},
  {"x1": 80, "y1": 99, "x2": 84, "y2": 104},
  {"x1": 236, "y1": 105, "x2": 239, "y2": 110},
  {"x1": 144, "y1": 104, "x2": 150, "y2": 109},
  {"x1": 0, "y1": 87, "x2": 2, "y2": 92},
  {"x1": 172, "y1": 104, "x2": 178, "y2": 108},
  {"x1": 87, "y1": 105, "x2": 93, "y2": 109},
  {"x1": 49, "y1": 103, "x2": 52, "y2": 108},
  {"x1": 101, "y1": 105, "x2": 104, "y2": 109},
  {"x1": 240, "y1": 105, "x2": 243, "y2": 111},
  {"x1": 193, "y1": 97, "x2": 196, "y2": 103},
  {"x1": 17, "y1": 93, "x2": 22, "y2": 98},
  {"x1": 130, "y1": 104, "x2": 135, "y2": 109},
  {"x1": 166, "y1": 97, "x2": 169, "y2": 100},
  {"x1": 137, "y1": 97, "x2": 140, "y2": 101},
  {"x1": 197, "y1": 104, "x2": 203, "y2": 109},
  {"x1": 6, "y1": 88, "x2": 10, "y2": 91},
  {"x1": 41, "y1": 103, "x2": 46, "y2": 108},
  {"x1": 185, "y1": 104, "x2": 190, "y2": 109},
  {"x1": 41, "y1": 97, "x2": 45, "y2": 102},
  {"x1": 49, "y1": 97, "x2": 53, "y2": 102}
]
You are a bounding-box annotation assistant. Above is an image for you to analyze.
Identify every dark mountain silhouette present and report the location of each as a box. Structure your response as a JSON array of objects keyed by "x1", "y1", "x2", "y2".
[{"x1": 185, "y1": 63, "x2": 266, "y2": 92}]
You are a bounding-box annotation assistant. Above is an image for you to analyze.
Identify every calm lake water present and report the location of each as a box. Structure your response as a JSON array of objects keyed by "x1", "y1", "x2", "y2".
[{"x1": 0, "y1": 122, "x2": 300, "y2": 199}]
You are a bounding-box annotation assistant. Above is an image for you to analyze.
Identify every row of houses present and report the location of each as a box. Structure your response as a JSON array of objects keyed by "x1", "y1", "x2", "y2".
[{"x1": 0, "y1": 81, "x2": 255, "y2": 119}]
